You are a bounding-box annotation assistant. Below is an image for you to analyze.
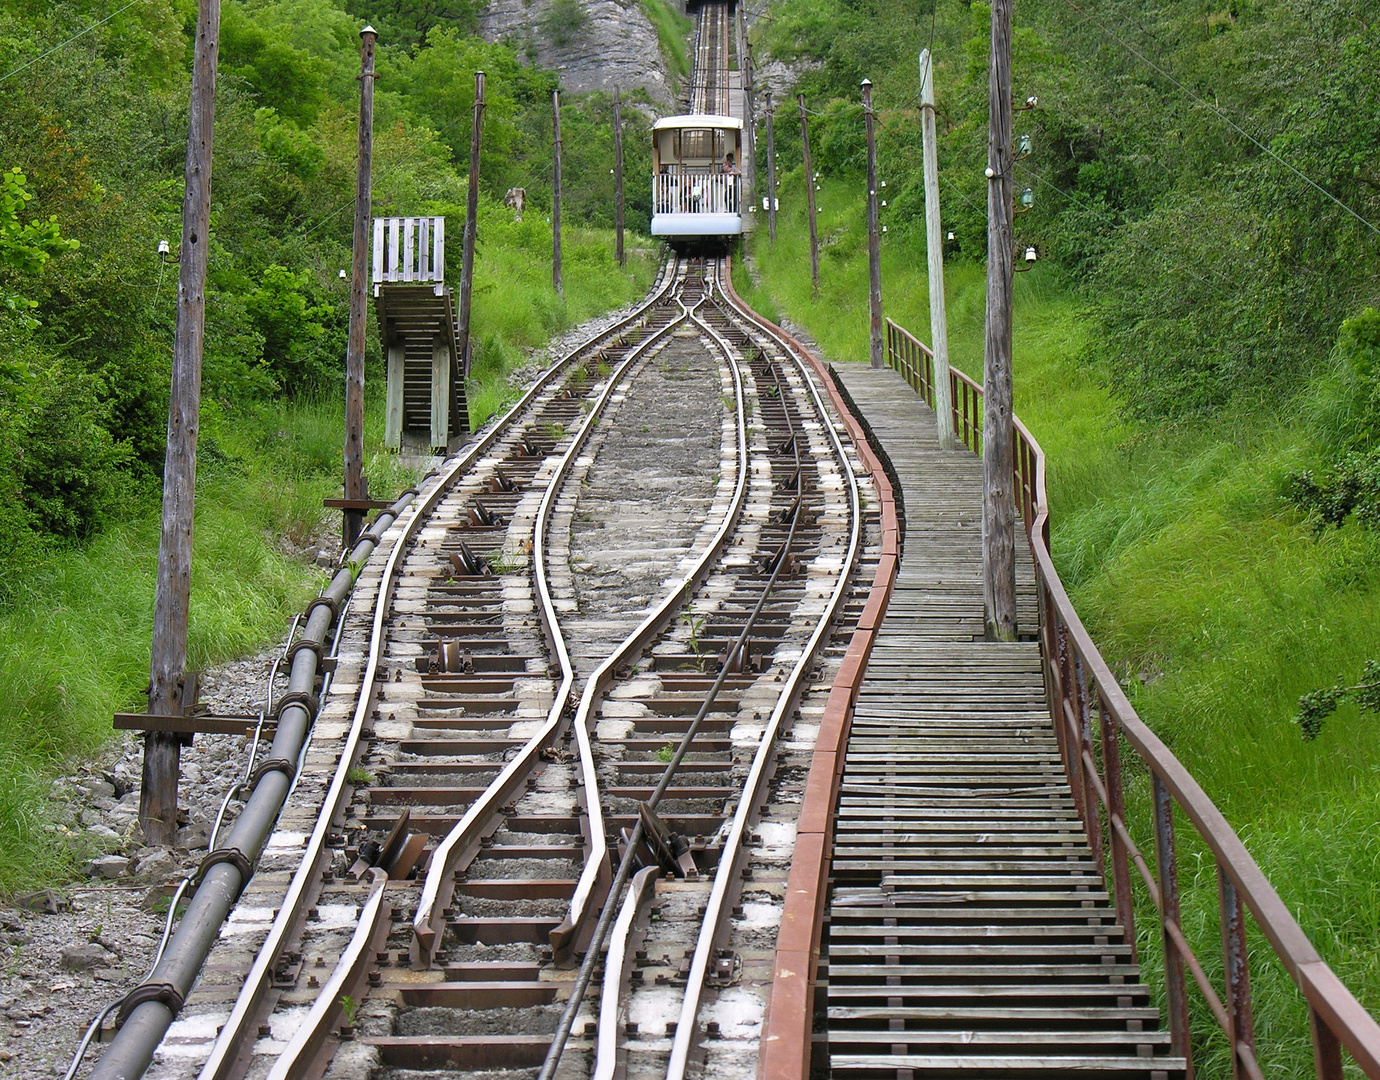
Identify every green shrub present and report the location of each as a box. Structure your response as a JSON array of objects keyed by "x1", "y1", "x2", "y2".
[{"x1": 541, "y1": 0, "x2": 589, "y2": 48}]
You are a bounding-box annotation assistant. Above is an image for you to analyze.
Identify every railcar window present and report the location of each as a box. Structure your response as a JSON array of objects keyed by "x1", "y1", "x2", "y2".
[{"x1": 677, "y1": 128, "x2": 724, "y2": 162}]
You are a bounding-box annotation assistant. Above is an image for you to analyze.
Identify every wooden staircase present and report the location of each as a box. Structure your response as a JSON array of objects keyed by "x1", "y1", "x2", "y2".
[{"x1": 374, "y1": 216, "x2": 467, "y2": 451}]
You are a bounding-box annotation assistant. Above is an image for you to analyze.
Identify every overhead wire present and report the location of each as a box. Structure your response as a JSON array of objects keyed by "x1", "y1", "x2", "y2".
[
  {"x1": 1057, "y1": 0, "x2": 1380, "y2": 240},
  {"x1": 0, "y1": 0, "x2": 148, "y2": 86}
]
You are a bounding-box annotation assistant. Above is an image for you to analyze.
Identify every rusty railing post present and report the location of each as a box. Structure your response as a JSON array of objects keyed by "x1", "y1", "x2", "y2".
[
  {"x1": 1153, "y1": 774, "x2": 1194, "y2": 1077},
  {"x1": 1098, "y1": 690, "x2": 1136, "y2": 960},
  {"x1": 1310, "y1": 1005, "x2": 1344, "y2": 1080},
  {"x1": 1219, "y1": 868, "x2": 1257, "y2": 1080},
  {"x1": 1075, "y1": 654, "x2": 1103, "y2": 865}
]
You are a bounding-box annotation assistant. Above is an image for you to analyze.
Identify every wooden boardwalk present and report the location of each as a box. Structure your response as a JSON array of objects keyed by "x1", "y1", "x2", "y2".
[{"x1": 823, "y1": 366, "x2": 1184, "y2": 1079}]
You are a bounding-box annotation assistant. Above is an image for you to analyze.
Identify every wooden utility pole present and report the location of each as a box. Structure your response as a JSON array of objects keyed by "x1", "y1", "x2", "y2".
[
  {"x1": 798, "y1": 93, "x2": 819, "y2": 292},
  {"x1": 983, "y1": 0, "x2": 1018, "y2": 641},
  {"x1": 142, "y1": 0, "x2": 220, "y2": 847},
  {"x1": 736, "y1": 6, "x2": 756, "y2": 196},
  {"x1": 552, "y1": 89, "x2": 563, "y2": 297},
  {"x1": 863, "y1": 79, "x2": 883, "y2": 369},
  {"x1": 920, "y1": 48, "x2": 955, "y2": 450},
  {"x1": 457, "y1": 70, "x2": 485, "y2": 384},
  {"x1": 343, "y1": 26, "x2": 376, "y2": 548},
  {"x1": 612, "y1": 87, "x2": 625, "y2": 266},
  {"x1": 764, "y1": 90, "x2": 777, "y2": 242}
]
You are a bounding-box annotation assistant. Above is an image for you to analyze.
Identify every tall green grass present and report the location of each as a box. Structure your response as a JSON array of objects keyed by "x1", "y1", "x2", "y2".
[
  {"x1": 747, "y1": 182, "x2": 1380, "y2": 1075},
  {"x1": 467, "y1": 215, "x2": 657, "y2": 428}
]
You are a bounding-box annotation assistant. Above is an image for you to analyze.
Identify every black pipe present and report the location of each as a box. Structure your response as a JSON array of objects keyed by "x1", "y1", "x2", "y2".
[{"x1": 88, "y1": 491, "x2": 415, "y2": 1080}]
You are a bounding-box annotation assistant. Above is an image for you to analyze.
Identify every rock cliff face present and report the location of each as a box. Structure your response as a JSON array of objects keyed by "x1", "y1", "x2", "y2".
[{"x1": 479, "y1": 0, "x2": 677, "y2": 105}]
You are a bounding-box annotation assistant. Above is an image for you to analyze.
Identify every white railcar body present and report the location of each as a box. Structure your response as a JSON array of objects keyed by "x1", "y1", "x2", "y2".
[{"x1": 650, "y1": 114, "x2": 743, "y2": 242}]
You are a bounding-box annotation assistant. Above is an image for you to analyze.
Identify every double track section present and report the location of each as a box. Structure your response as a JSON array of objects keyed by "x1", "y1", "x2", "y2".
[{"x1": 145, "y1": 259, "x2": 867, "y2": 1080}]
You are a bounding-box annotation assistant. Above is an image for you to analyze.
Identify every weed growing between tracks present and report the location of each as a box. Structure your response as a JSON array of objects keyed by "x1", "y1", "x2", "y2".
[{"x1": 746, "y1": 181, "x2": 1380, "y2": 1072}]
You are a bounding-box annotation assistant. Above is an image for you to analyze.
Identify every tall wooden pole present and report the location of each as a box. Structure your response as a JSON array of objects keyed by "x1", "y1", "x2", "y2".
[
  {"x1": 343, "y1": 26, "x2": 376, "y2": 548},
  {"x1": 142, "y1": 0, "x2": 220, "y2": 847},
  {"x1": 736, "y1": 6, "x2": 756, "y2": 196},
  {"x1": 552, "y1": 89, "x2": 563, "y2": 297},
  {"x1": 612, "y1": 87, "x2": 625, "y2": 266},
  {"x1": 863, "y1": 79, "x2": 883, "y2": 369},
  {"x1": 920, "y1": 48, "x2": 955, "y2": 450},
  {"x1": 764, "y1": 90, "x2": 777, "y2": 242},
  {"x1": 983, "y1": 0, "x2": 1017, "y2": 641},
  {"x1": 457, "y1": 70, "x2": 485, "y2": 387},
  {"x1": 798, "y1": 93, "x2": 819, "y2": 293}
]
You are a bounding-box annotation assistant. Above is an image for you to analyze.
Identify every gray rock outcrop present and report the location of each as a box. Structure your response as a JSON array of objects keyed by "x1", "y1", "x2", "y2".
[{"x1": 479, "y1": 0, "x2": 677, "y2": 104}]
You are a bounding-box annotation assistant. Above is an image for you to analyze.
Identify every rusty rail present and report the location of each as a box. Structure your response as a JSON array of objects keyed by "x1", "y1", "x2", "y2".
[{"x1": 880, "y1": 315, "x2": 1380, "y2": 1080}]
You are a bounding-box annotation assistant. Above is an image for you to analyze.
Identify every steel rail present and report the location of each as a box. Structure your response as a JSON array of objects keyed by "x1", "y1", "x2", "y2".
[
  {"x1": 265, "y1": 868, "x2": 389, "y2": 1080},
  {"x1": 193, "y1": 259, "x2": 685, "y2": 1080},
  {"x1": 544, "y1": 280, "x2": 816, "y2": 1080},
  {"x1": 594, "y1": 865, "x2": 661, "y2": 1080},
  {"x1": 412, "y1": 265, "x2": 704, "y2": 961},
  {"x1": 89, "y1": 493, "x2": 415, "y2": 1080},
  {"x1": 545, "y1": 278, "x2": 753, "y2": 958},
  {"x1": 665, "y1": 270, "x2": 865, "y2": 1079},
  {"x1": 541, "y1": 494, "x2": 807, "y2": 1080}
]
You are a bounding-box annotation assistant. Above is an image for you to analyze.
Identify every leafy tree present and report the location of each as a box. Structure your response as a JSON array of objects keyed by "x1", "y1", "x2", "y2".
[
  {"x1": 244, "y1": 265, "x2": 342, "y2": 394},
  {"x1": 1295, "y1": 660, "x2": 1380, "y2": 740},
  {"x1": 220, "y1": 1, "x2": 330, "y2": 126},
  {"x1": 0, "y1": 167, "x2": 79, "y2": 326},
  {"x1": 340, "y1": 0, "x2": 484, "y2": 52}
]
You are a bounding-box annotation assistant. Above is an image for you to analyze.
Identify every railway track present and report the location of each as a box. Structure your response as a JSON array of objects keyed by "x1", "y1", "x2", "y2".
[
  {"x1": 93, "y1": 256, "x2": 876, "y2": 1080},
  {"x1": 689, "y1": 3, "x2": 731, "y2": 117}
]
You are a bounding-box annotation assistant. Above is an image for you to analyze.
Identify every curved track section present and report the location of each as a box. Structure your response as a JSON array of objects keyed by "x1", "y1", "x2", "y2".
[{"x1": 121, "y1": 256, "x2": 874, "y2": 1080}]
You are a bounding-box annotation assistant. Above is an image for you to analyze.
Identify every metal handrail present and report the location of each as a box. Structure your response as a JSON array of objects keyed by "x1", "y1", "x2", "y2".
[{"x1": 884, "y1": 316, "x2": 1380, "y2": 1080}]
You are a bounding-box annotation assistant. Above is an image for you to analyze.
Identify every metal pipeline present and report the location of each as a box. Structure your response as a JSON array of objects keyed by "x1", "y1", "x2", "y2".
[{"x1": 88, "y1": 490, "x2": 416, "y2": 1080}]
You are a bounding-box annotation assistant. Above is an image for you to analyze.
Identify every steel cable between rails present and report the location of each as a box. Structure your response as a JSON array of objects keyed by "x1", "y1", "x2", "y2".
[
  {"x1": 541, "y1": 488, "x2": 809, "y2": 1080},
  {"x1": 410, "y1": 263, "x2": 707, "y2": 959},
  {"x1": 665, "y1": 270, "x2": 865, "y2": 1080},
  {"x1": 190, "y1": 259, "x2": 685, "y2": 1080}
]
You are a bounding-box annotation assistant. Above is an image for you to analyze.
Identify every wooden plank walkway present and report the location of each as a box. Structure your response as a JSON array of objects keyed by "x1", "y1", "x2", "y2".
[{"x1": 823, "y1": 366, "x2": 1184, "y2": 1080}]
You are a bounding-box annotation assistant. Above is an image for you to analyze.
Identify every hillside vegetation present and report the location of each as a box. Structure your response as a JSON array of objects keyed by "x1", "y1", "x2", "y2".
[
  {"x1": 0, "y1": 0, "x2": 656, "y2": 887},
  {"x1": 746, "y1": 0, "x2": 1380, "y2": 1073}
]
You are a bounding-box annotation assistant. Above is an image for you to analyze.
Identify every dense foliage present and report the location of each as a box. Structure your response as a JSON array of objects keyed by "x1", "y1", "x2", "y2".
[
  {"x1": 0, "y1": 0, "x2": 653, "y2": 598},
  {"x1": 755, "y1": 0, "x2": 1380, "y2": 423}
]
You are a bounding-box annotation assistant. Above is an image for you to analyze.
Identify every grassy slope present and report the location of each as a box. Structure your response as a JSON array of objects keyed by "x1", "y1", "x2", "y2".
[
  {"x1": 744, "y1": 182, "x2": 1380, "y2": 1073},
  {"x1": 0, "y1": 224, "x2": 652, "y2": 894},
  {"x1": 638, "y1": 0, "x2": 693, "y2": 88}
]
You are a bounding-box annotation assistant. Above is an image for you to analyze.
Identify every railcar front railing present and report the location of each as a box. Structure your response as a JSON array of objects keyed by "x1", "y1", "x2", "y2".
[
  {"x1": 652, "y1": 172, "x2": 740, "y2": 216},
  {"x1": 885, "y1": 315, "x2": 1380, "y2": 1080}
]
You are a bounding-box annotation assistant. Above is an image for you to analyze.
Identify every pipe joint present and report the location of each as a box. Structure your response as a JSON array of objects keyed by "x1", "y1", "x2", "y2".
[
  {"x1": 195, "y1": 847, "x2": 254, "y2": 899},
  {"x1": 305, "y1": 595, "x2": 341, "y2": 625},
  {"x1": 247, "y1": 757, "x2": 297, "y2": 788},
  {"x1": 116, "y1": 983, "x2": 185, "y2": 1029},
  {"x1": 285, "y1": 636, "x2": 323, "y2": 663},
  {"x1": 274, "y1": 689, "x2": 320, "y2": 722}
]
